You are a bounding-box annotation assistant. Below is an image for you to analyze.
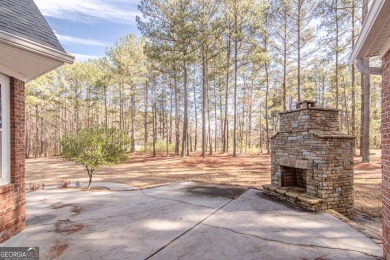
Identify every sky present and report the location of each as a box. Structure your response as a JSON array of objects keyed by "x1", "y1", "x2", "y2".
[{"x1": 34, "y1": 0, "x2": 143, "y2": 61}]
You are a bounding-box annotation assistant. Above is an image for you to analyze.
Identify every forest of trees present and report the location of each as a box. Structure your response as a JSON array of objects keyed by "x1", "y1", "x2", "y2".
[{"x1": 25, "y1": 0, "x2": 382, "y2": 161}]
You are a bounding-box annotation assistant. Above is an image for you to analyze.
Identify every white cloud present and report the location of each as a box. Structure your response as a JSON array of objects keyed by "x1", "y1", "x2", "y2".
[
  {"x1": 34, "y1": 0, "x2": 142, "y2": 24},
  {"x1": 73, "y1": 54, "x2": 102, "y2": 62},
  {"x1": 55, "y1": 33, "x2": 108, "y2": 47}
]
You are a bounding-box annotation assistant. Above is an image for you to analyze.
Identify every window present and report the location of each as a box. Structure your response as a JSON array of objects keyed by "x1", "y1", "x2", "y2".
[{"x1": 0, "y1": 74, "x2": 10, "y2": 186}]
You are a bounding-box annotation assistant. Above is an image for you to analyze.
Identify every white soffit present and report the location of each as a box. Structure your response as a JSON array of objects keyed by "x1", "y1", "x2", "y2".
[
  {"x1": 0, "y1": 30, "x2": 74, "y2": 82},
  {"x1": 351, "y1": 0, "x2": 390, "y2": 61}
]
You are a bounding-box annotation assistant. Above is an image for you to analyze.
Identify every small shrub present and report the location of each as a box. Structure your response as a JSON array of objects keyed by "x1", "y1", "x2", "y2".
[
  {"x1": 29, "y1": 182, "x2": 45, "y2": 191},
  {"x1": 57, "y1": 179, "x2": 70, "y2": 188},
  {"x1": 60, "y1": 127, "x2": 130, "y2": 189}
]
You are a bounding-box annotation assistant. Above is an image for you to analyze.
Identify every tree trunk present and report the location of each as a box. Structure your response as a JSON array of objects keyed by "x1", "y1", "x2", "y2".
[
  {"x1": 283, "y1": 7, "x2": 288, "y2": 111},
  {"x1": 119, "y1": 80, "x2": 123, "y2": 130},
  {"x1": 35, "y1": 104, "x2": 39, "y2": 158},
  {"x1": 213, "y1": 74, "x2": 218, "y2": 152},
  {"x1": 130, "y1": 92, "x2": 136, "y2": 153},
  {"x1": 343, "y1": 81, "x2": 350, "y2": 134},
  {"x1": 174, "y1": 64, "x2": 180, "y2": 155},
  {"x1": 167, "y1": 87, "x2": 170, "y2": 157},
  {"x1": 207, "y1": 64, "x2": 212, "y2": 155},
  {"x1": 144, "y1": 82, "x2": 148, "y2": 150},
  {"x1": 40, "y1": 111, "x2": 44, "y2": 156},
  {"x1": 194, "y1": 67, "x2": 198, "y2": 151},
  {"x1": 259, "y1": 103, "x2": 263, "y2": 153},
  {"x1": 169, "y1": 82, "x2": 173, "y2": 143},
  {"x1": 335, "y1": 0, "x2": 339, "y2": 109},
  {"x1": 265, "y1": 63, "x2": 270, "y2": 154},
  {"x1": 297, "y1": 1, "x2": 301, "y2": 102},
  {"x1": 152, "y1": 77, "x2": 157, "y2": 157},
  {"x1": 361, "y1": 0, "x2": 370, "y2": 162},
  {"x1": 362, "y1": 59, "x2": 370, "y2": 162},
  {"x1": 223, "y1": 26, "x2": 231, "y2": 154},
  {"x1": 351, "y1": 0, "x2": 356, "y2": 154},
  {"x1": 248, "y1": 76, "x2": 254, "y2": 149},
  {"x1": 202, "y1": 45, "x2": 207, "y2": 158},
  {"x1": 162, "y1": 80, "x2": 166, "y2": 140},
  {"x1": 233, "y1": 11, "x2": 238, "y2": 157},
  {"x1": 219, "y1": 82, "x2": 224, "y2": 151},
  {"x1": 181, "y1": 58, "x2": 188, "y2": 157},
  {"x1": 87, "y1": 168, "x2": 93, "y2": 190},
  {"x1": 104, "y1": 86, "x2": 108, "y2": 129}
]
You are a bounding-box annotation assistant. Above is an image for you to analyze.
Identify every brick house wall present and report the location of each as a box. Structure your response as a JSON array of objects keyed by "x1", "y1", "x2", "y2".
[
  {"x1": 383, "y1": 49, "x2": 390, "y2": 259},
  {"x1": 0, "y1": 78, "x2": 26, "y2": 243}
]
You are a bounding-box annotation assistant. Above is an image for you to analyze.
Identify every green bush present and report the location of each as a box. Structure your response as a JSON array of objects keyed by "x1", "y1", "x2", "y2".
[{"x1": 60, "y1": 128, "x2": 130, "y2": 189}]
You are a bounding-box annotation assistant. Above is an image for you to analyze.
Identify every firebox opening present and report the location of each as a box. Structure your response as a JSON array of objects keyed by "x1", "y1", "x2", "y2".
[{"x1": 280, "y1": 166, "x2": 307, "y2": 189}]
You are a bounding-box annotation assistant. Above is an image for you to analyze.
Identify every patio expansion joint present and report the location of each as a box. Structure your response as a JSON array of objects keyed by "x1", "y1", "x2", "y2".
[
  {"x1": 140, "y1": 190, "x2": 216, "y2": 209},
  {"x1": 201, "y1": 224, "x2": 382, "y2": 259},
  {"x1": 144, "y1": 198, "x2": 235, "y2": 259}
]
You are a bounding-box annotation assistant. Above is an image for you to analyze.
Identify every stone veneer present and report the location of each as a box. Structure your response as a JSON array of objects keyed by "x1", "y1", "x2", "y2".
[
  {"x1": 382, "y1": 49, "x2": 390, "y2": 259},
  {"x1": 0, "y1": 78, "x2": 26, "y2": 242},
  {"x1": 263, "y1": 101, "x2": 354, "y2": 217}
]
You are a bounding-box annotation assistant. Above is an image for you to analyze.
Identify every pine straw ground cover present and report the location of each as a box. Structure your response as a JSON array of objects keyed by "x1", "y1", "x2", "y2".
[{"x1": 26, "y1": 149, "x2": 382, "y2": 223}]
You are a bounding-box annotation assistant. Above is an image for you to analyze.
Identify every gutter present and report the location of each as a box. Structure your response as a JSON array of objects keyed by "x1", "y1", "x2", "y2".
[
  {"x1": 0, "y1": 30, "x2": 74, "y2": 64},
  {"x1": 350, "y1": 0, "x2": 387, "y2": 63}
]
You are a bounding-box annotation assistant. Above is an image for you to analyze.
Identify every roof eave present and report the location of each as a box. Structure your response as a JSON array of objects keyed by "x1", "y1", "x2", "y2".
[
  {"x1": 0, "y1": 30, "x2": 74, "y2": 64},
  {"x1": 350, "y1": 0, "x2": 390, "y2": 62}
]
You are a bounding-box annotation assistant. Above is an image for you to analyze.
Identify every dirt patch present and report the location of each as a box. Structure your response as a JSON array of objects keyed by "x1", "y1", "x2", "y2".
[
  {"x1": 47, "y1": 240, "x2": 68, "y2": 259},
  {"x1": 26, "y1": 153, "x2": 270, "y2": 190},
  {"x1": 353, "y1": 150, "x2": 382, "y2": 219},
  {"x1": 55, "y1": 220, "x2": 84, "y2": 234}
]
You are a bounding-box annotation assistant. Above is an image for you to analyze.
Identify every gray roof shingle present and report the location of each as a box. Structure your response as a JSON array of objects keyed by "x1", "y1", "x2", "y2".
[{"x1": 0, "y1": 0, "x2": 65, "y2": 53}]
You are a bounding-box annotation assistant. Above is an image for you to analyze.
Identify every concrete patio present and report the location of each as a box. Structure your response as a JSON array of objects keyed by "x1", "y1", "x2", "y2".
[{"x1": 1, "y1": 182, "x2": 382, "y2": 259}]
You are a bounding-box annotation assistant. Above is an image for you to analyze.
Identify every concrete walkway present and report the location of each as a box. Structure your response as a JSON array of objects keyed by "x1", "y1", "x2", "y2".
[{"x1": 2, "y1": 182, "x2": 382, "y2": 259}]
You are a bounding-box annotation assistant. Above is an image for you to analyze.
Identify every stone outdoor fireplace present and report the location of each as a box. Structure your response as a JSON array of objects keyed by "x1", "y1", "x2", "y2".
[{"x1": 263, "y1": 101, "x2": 354, "y2": 217}]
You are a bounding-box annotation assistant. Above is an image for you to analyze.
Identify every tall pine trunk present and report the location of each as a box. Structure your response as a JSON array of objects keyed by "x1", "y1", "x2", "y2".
[
  {"x1": 152, "y1": 77, "x2": 157, "y2": 157},
  {"x1": 202, "y1": 45, "x2": 207, "y2": 158},
  {"x1": 282, "y1": 7, "x2": 288, "y2": 111},
  {"x1": 335, "y1": 0, "x2": 339, "y2": 109},
  {"x1": 361, "y1": 0, "x2": 370, "y2": 162},
  {"x1": 169, "y1": 82, "x2": 173, "y2": 143},
  {"x1": 181, "y1": 57, "x2": 188, "y2": 157},
  {"x1": 233, "y1": 11, "x2": 238, "y2": 157},
  {"x1": 265, "y1": 63, "x2": 270, "y2": 154},
  {"x1": 104, "y1": 86, "x2": 108, "y2": 129},
  {"x1": 351, "y1": 0, "x2": 356, "y2": 154},
  {"x1": 130, "y1": 92, "x2": 136, "y2": 153},
  {"x1": 144, "y1": 81, "x2": 148, "y2": 150},
  {"x1": 223, "y1": 26, "x2": 231, "y2": 153},
  {"x1": 248, "y1": 76, "x2": 253, "y2": 149},
  {"x1": 194, "y1": 66, "x2": 198, "y2": 151},
  {"x1": 297, "y1": 1, "x2": 301, "y2": 102},
  {"x1": 174, "y1": 64, "x2": 180, "y2": 155}
]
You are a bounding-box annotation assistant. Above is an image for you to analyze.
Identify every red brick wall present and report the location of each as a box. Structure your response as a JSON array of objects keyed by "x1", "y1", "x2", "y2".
[
  {"x1": 0, "y1": 78, "x2": 26, "y2": 243},
  {"x1": 383, "y1": 49, "x2": 390, "y2": 259}
]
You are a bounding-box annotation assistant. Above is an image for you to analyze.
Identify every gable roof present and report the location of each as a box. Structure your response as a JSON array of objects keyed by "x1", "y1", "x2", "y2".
[
  {"x1": 0, "y1": 0, "x2": 73, "y2": 82},
  {"x1": 351, "y1": 0, "x2": 390, "y2": 61},
  {"x1": 0, "y1": 0, "x2": 65, "y2": 53}
]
